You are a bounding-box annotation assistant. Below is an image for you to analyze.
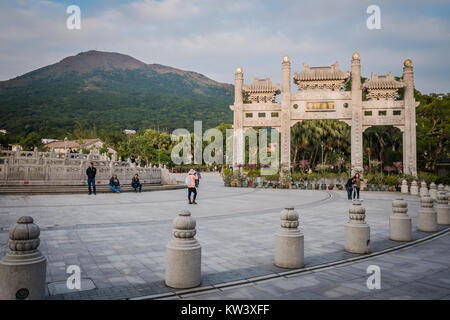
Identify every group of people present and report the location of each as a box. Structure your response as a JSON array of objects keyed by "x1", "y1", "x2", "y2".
[
  {"x1": 86, "y1": 162, "x2": 143, "y2": 195},
  {"x1": 345, "y1": 172, "x2": 362, "y2": 201}
]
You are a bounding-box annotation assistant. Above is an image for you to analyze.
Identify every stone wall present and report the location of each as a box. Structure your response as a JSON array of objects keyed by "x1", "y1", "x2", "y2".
[{"x1": 0, "y1": 150, "x2": 176, "y2": 186}]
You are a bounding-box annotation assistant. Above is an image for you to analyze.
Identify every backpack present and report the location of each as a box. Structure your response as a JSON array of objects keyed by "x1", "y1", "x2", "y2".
[{"x1": 185, "y1": 175, "x2": 191, "y2": 186}]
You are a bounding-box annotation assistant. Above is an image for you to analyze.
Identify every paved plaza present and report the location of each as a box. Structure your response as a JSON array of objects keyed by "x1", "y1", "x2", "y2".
[{"x1": 0, "y1": 173, "x2": 448, "y2": 300}]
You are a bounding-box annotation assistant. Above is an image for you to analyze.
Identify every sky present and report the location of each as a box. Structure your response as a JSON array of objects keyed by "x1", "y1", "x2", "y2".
[{"x1": 1, "y1": 0, "x2": 449, "y2": 93}]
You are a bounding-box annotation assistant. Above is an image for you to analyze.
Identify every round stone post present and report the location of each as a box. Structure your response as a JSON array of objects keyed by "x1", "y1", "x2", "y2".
[
  {"x1": 389, "y1": 198, "x2": 412, "y2": 241},
  {"x1": 410, "y1": 180, "x2": 419, "y2": 195},
  {"x1": 418, "y1": 195, "x2": 437, "y2": 232},
  {"x1": 429, "y1": 182, "x2": 437, "y2": 200},
  {"x1": 436, "y1": 191, "x2": 449, "y2": 225},
  {"x1": 401, "y1": 179, "x2": 409, "y2": 194},
  {"x1": 274, "y1": 207, "x2": 304, "y2": 269},
  {"x1": 419, "y1": 180, "x2": 428, "y2": 197},
  {"x1": 165, "y1": 210, "x2": 201, "y2": 289},
  {"x1": 345, "y1": 201, "x2": 370, "y2": 254},
  {"x1": 0, "y1": 217, "x2": 47, "y2": 300}
]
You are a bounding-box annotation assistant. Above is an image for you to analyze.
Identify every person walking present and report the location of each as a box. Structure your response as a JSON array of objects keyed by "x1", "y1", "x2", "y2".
[
  {"x1": 345, "y1": 176, "x2": 353, "y2": 200},
  {"x1": 131, "y1": 174, "x2": 142, "y2": 193},
  {"x1": 109, "y1": 174, "x2": 121, "y2": 193},
  {"x1": 86, "y1": 162, "x2": 97, "y2": 195},
  {"x1": 187, "y1": 169, "x2": 198, "y2": 204}
]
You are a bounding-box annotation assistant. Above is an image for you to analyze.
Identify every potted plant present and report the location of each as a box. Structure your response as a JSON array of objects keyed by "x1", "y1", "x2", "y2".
[
  {"x1": 221, "y1": 168, "x2": 233, "y2": 187},
  {"x1": 385, "y1": 174, "x2": 398, "y2": 192}
]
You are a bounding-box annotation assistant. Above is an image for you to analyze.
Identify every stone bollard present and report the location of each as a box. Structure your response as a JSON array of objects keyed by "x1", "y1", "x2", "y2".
[
  {"x1": 165, "y1": 210, "x2": 201, "y2": 289},
  {"x1": 436, "y1": 191, "x2": 450, "y2": 225},
  {"x1": 429, "y1": 182, "x2": 437, "y2": 200},
  {"x1": 274, "y1": 207, "x2": 304, "y2": 269},
  {"x1": 419, "y1": 180, "x2": 428, "y2": 197},
  {"x1": 345, "y1": 201, "x2": 370, "y2": 254},
  {"x1": 401, "y1": 179, "x2": 409, "y2": 194},
  {"x1": 438, "y1": 184, "x2": 445, "y2": 193},
  {"x1": 418, "y1": 195, "x2": 437, "y2": 232},
  {"x1": 0, "y1": 217, "x2": 47, "y2": 300},
  {"x1": 410, "y1": 180, "x2": 419, "y2": 195},
  {"x1": 389, "y1": 198, "x2": 412, "y2": 241}
]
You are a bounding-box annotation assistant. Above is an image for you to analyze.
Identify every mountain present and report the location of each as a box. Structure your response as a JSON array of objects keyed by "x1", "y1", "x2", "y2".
[{"x1": 0, "y1": 50, "x2": 234, "y2": 137}]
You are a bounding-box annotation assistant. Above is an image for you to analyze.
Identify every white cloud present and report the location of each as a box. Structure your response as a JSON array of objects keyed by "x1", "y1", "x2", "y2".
[{"x1": 0, "y1": 0, "x2": 449, "y2": 93}]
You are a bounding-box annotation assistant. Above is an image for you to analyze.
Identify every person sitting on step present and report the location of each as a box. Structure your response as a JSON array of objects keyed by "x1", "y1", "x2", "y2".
[
  {"x1": 109, "y1": 174, "x2": 121, "y2": 193},
  {"x1": 131, "y1": 173, "x2": 142, "y2": 193}
]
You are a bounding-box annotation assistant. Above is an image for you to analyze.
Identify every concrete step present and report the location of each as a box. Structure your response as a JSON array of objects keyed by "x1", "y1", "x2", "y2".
[{"x1": 0, "y1": 184, "x2": 185, "y2": 195}]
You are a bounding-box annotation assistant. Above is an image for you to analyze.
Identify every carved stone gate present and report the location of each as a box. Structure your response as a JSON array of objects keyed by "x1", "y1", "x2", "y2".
[{"x1": 230, "y1": 53, "x2": 419, "y2": 176}]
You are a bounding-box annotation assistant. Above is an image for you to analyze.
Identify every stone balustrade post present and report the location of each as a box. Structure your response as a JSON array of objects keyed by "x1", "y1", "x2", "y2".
[
  {"x1": 436, "y1": 191, "x2": 449, "y2": 225},
  {"x1": 165, "y1": 210, "x2": 201, "y2": 288},
  {"x1": 345, "y1": 201, "x2": 370, "y2": 254},
  {"x1": 410, "y1": 180, "x2": 418, "y2": 195},
  {"x1": 419, "y1": 180, "x2": 428, "y2": 197},
  {"x1": 389, "y1": 198, "x2": 411, "y2": 241},
  {"x1": 418, "y1": 195, "x2": 437, "y2": 232},
  {"x1": 274, "y1": 207, "x2": 304, "y2": 269},
  {"x1": 401, "y1": 179, "x2": 408, "y2": 194},
  {"x1": 0, "y1": 217, "x2": 47, "y2": 300},
  {"x1": 429, "y1": 182, "x2": 437, "y2": 200}
]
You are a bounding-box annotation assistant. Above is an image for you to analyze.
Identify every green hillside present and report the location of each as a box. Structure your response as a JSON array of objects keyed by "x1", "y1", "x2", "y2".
[{"x1": 0, "y1": 51, "x2": 234, "y2": 138}]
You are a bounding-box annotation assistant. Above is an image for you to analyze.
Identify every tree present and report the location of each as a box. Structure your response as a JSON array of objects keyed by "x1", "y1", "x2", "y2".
[{"x1": 19, "y1": 132, "x2": 44, "y2": 151}]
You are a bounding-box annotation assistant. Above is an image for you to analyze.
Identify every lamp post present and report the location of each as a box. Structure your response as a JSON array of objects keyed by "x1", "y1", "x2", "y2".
[{"x1": 64, "y1": 137, "x2": 68, "y2": 152}]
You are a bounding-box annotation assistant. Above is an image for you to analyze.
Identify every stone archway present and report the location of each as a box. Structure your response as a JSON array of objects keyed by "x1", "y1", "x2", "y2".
[{"x1": 230, "y1": 54, "x2": 419, "y2": 176}]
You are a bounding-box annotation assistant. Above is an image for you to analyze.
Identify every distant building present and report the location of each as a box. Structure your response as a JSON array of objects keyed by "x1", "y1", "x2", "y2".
[
  {"x1": 41, "y1": 138, "x2": 59, "y2": 145},
  {"x1": 123, "y1": 129, "x2": 137, "y2": 135},
  {"x1": 46, "y1": 138, "x2": 117, "y2": 155}
]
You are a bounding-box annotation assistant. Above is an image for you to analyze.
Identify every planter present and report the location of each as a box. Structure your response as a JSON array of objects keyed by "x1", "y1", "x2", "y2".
[
  {"x1": 248, "y1": 181, "x2": 253, "y2": 187},
  {"x1": 314, "y1": 184, "x2": 320, "y2": 190},
  {"x1": 307, "y1": 184, "x2": 313, "y2": 190},
  {"x1": 337, "y1": 185, "x2": 343, "y2": 191},
  {"x1": 321, "y1": 184, "x2": 327, "y2": 190},
  {"x1": 388, "y1": 185, "x2": 394, "y2": 192},
  {"x1": 224, "y1": 183, "x2": 231, "y2": 187},
  {"x1": 291, "y1": 184, "x2": 297, "y2": 189},
  {"x1": 328, "y1": 185, "x2": 334, "y2": 190}
]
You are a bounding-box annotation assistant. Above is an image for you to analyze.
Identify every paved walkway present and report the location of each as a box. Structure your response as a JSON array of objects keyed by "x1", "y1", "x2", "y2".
[
  {"x1": 173, "y1": 232, "x2": 450, "y2": 300},
  {"x1": 0, "y1": 173, "x2": 448, "y2": 300}
]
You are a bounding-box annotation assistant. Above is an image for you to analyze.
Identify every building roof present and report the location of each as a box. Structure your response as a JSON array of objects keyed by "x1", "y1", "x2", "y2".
[
  {"x1": 363, "y1": 72, "x2": 405, "y2": 90},
  {"x1": 243, "y1": 77, "x2": 280, "y2": 94},
  {"x1": 294, "y1": 62, "x2": 350, "y2": 81},
  {"x1": 46, "y1": 138, "x2": 102, "y2": 149}
]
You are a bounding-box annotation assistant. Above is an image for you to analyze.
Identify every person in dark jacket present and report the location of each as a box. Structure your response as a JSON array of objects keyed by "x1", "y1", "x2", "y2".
[
  {"x1": 131, "y1": 174, "x2": 142, "y2": 193},
  {"x1": 109, "y1": 174, "x2": 121, "y2": 193},
  {"x1": 345, "y1": 177, "x2": 353, "y2": 200},
  {"x1": 86, "y1": 162, "x2": 97, "y2": 195}
]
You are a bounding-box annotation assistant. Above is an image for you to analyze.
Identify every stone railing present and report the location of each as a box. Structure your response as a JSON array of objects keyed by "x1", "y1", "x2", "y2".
[{"x1": 0, "y1": 149, "x2": 176, "y2": 186}]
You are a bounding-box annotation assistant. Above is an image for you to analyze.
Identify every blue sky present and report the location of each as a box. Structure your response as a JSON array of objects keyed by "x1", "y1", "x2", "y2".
[{"x1": 1, "y1": 0, "x2": 449, "y2": 93}]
